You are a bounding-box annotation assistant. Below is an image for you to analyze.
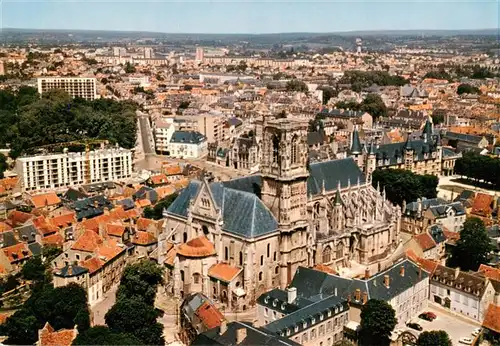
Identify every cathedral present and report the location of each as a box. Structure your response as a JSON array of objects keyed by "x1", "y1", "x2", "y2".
[{"x1": 158, "y1": 117, "x2": 403, "y2": 312}]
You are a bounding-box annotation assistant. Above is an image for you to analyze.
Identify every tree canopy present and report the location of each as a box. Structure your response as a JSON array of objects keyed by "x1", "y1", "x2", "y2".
[
  {"x1": 335, "y1": 93, "x2": 387, "y2": 120},
  {"x1": 416, "y1": 330, "x2": 452, "y2": 346},
  {"x1": 2, "y1": 283, "x2": 90, "y2": 345},
  {"x1": 286, "y1": 79, "x2": 308, "y2": 93},
  {"x1": 0, "y1": 154, "x2": 7, "y2": 179},
  {"x1": 372, "y1": 169, "x2": 438, "y2": 206},
  {"x1": 143, "y1": 193, "x2": 178, "y2": 220},
  {"x1": 0, "y1": 88, "x2": 137, "y2": 159},
  {"x1": 359, "y1": 299, "x2": 397, "y2": 346},
  {"x1": 116, "y1": 260, "x2": 164, "y2": 305},
  {"x1": 21, "y1": 257, "x2": 46, "y2": 283},
  {"x1": 338, "y1": 70, "x2": 408, "y2": 92},
  {"x1": 423, "y1": 70, "x2": 452, "y2": 81},
  {"x1": 457, "y1": 83, "x2": 481, "y2": 95},
  {"x1": 447, "y1": 217, "x2": 493, "y2": 271},
  {"x1": 454, "y1": 152, "x2": 500, "y2": 189},
  {"x1": 72, "y1": 326, "x2": 142, "y2": 346}
]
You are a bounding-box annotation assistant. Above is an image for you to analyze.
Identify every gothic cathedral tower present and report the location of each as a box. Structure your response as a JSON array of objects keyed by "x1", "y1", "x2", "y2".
[{"x1": 261, "y1": 117, "x2": 309, "y2": 289}]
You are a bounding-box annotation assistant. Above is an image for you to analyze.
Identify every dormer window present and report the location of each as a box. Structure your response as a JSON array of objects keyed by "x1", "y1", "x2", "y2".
[
  {"x1": 303, "y1": 321, "x2": 307, "y2": 329},
  {"x1": 311, "y1": 317, "x2": 316, "y2": 325},
  {"x1": 264, "y1": 296, "x2": 269, "y2": 304},
  {"x1": 319, "y1": 313, "x2": 324, "y2": 321},
  {"x1": 327, "y1": 309, "x2": 332, "y2": 317},
  {"x1": 272, "y1": 299, "x2": 278, "y2": 307},
  {"x1": 335, "y1": 307, "x2": 338, "y2": 314},
  {"x1": 340, "y1": 305, "x2": 343, "y2": 312},
  {"x1": 294, "y1": 325, "x2": 299, "y2": 333},
  {"x1": 286, "y1": 329, "x2": 291, "y2": 336},
  {"x1": 281, "y1": 303, "x2": 286, "y2": 311}
]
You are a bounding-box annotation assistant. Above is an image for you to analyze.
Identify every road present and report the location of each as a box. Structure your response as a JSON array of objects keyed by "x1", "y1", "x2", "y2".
[
  {"x1": 138, "y1": 115, "x2": 154, "y2": 155},
  {"x1": 91, "y1": 285, "x2": 118, "y2": 326}
]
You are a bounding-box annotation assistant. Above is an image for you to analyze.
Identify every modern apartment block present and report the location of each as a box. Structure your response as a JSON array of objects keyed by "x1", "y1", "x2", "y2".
[
  {"x1": 15, "y1": 148, "x2": 133, "y2": 192},
  {"x1": 37, "y1": 77, "x2": 97, "y2": 100},
  {"x1": 174, "y1": 113, "x2": 224, "y2": 143}
]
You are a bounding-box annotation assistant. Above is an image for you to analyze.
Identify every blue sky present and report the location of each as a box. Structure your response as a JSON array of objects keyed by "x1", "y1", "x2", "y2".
[{"x1": 2, "y1": 0, "x2": 499, "y2": 33}]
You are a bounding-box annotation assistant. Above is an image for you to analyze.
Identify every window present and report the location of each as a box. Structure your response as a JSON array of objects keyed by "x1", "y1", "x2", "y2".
[
  {"x1": 202, "y1": 225, "x2": 209, "y2": 235},
  {"x1": 336, "y1": 242, "x2": 344, "y2": 259},
  {"x1": 213, "y1": 287, "x2": 217, "y2": 294},
  {"x1": 447, "y1": 289, "x2": 450, "y2": 295},
  {"x1": 264, "y1": 308, "x2": 268, "y2": 316},
  {"x1": 180, "y1": 270, "x2": 185, "y2": 282},
  {"x1": 225, "y1": 247, "x2": 229, "y2": 261},
  {"x1": 311, "y1": 329, "x2": 317, "y2": 339},
  {"x1": 183, "y1": 232, "x2": 188, "y2": 243},
  {"x1": 76, "y1": 254, "x2": 80, "y2": 260},
  {"x1": 239, "y1": 251, "x2": 243, "y2": 266},
  {"x1": 322, "y1": 246, "x2": 332, "y2": 263},
  {"x1": 193, "y1": 273, "x2": 201, "y2": 284},
  {"x1": 261, "y1": 255, "x2": 264, "y2": 266},
  {"x1": 291, "y1": 135, "x2": 298, "y2": 164},
  {"x1": 327, "y1": 321, "x2": 332, "y2": 332},
  {"x1": 272, "y1": 135, "x2": 280, "y2": 163},
  {"x1": 275, "y1": 266, "x2": 279, "y2": 274},
  {"x1": 267, "y1": 244, "x2": 270, "y2": 258},
  {"x1": 274, "y1": 252, "x2": 277, "y2": 261},
  {"x1": 463, "y1": 295, "x2": 468, "y2": 306},
  {"x1": 259, "y1": 272, "x2": 263, "y2": 281}
]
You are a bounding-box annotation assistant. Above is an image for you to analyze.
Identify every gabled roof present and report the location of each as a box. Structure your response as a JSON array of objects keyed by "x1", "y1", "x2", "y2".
[
  {"x1": 7, "y1": 210, "x2": 33, "y2": 227},
  {"x1": 54, "y1": 264, "x2": 88, "y2": 278},
  {"x1": 482, "y1": 304, "x2": 500, "y2": 333},
  {"x1": 3, "y1": 243, "x2": 32, "y2": 263},
  {"x1": 39, "y1": 322, "x2": 77, "y2": 346},
  {"x1": 414, "y1": 232, "x2": 437, "y2": 251},
  {"x1": 71, "y1": 229, "x2": 104, "y2": 252},
  {"x1": 132, "y1": 231, "x2": 157, "y2": 246},
  {"x1": 307, "y1": 158, "x2": 365, "y2": 196},
  {"x1": 30, "y1": 192, "x2": 61, "y2": 209},
  {"x1": 170, "y1": 131, "x2": 206, "y2": 144},
  {"x1": 208, "y1": 263, "x2": 242, "y2": 283}
]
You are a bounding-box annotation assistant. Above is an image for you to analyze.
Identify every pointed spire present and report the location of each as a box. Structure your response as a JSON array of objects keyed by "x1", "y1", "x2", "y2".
[
  {"x1": 350, "y1": 126, "x2": 362, "y2": 155},
  {"x1": 334, "y1": 188, "x2": 343, "y2": 206},
  {"x1": 368, "y1": 141, "x2": 376, "y2": 156},
  {"x1": 405, "y1": 130, "x2": 413, "y2": 151},
  {"x1": 422, "y1": 116, "x2": 433, "y2": 143}
]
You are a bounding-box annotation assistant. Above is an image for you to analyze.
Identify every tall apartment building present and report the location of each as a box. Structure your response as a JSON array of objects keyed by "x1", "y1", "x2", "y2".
[
  {"x1": 174, "y1": 113, "x2": 224, "y2": 143},
  {"x1": 195, "y1": 47, "x2": 204, "y2": 62},
  {"x1": 144, "y1": 47, "x2": 154, "y2": 59},
  {"x1": 15, "y1": 148, "x2": 133, "y2": 192},
  {"x1": 37, "y1": 77, "x2": 97, "y2": 101}
]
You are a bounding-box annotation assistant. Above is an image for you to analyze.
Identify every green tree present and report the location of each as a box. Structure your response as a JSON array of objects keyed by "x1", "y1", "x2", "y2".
[
  {"x1": 116, "y1": 260, "x2": 164, "y2": 305},
  {"x1": 447, "y1": 217, "x2": 493, "y2": 271},
  {"x1": 72, "y1": 326, "x2": 142, "y2": 345},
  {"x1": 2, "y1": 309, "x2": 39, "y2": 344},
  {"x1": 286, "y1": 79, "x2": 308, "y2": 93},
  {"x1": 318, "y1": 86, "x2": 337, "y2": 105},
  {"x1": 372, "y1": 169, "x2": 438, "y2": 206},
  {"x1": 124, "y1": 62, "x2": 136, "y2": 73},
  {"x1": 360, "y1": 93, "x2": 388, "y2": 120},
  {"x1": 0, "y1": 153, "x2": 7, "y2": 179},
  {"x1": 21, "y1": 257, "x2": 46, "y2": 282},
  {"x1": 417, "y1": 330, "x2": 452, "y2": 346},
  {"x1": 431, "y1": 110, "x2": 446, "y2": 125},
  {"x1": 105, "y1": 298, "x2": 164, "y2": 345},
  {"x1": 42, "y1": 245, "x2": 63, "y2": 264},
  {"x1": 457, "y1": 83, "x2": 481, "y2": 95},
  {"x1": 359, "y1": 299, "x2": 397, "y2": 346},
  {"x1": 424, "y1": 70, "x2": 452, "y2": 81},
  {"x1": 142, "y1": 193, "x2": 178, "y2": 220}
]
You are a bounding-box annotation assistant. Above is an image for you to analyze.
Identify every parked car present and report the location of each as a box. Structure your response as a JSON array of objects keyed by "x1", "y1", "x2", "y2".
[
  {"x1": 406, "y1": 322, "x2": 423, "y2": 331},
  {"x1": 418, "y1": 313, "x2": 433, "y2": 321},
  {"x1": 424, "y1": 311, "x2": 437, "y2": 319},
  {"x1": 459, "y1": 337, "x2": 473, "y2": 345},
  {"x1": 471, "y1": 328, "x2": 481, "y2": 337}
]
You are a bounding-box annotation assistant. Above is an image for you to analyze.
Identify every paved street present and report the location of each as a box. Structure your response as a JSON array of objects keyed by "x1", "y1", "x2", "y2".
[
  {"x1": 138, "y1": 116, "x2": 154, "y2": 155},
  {"x1": 403, "y1": 304, "x2": 481, "y2": 345},
  {"x1": 91, "y1": 285, "x2": 118, "y2": 326}
]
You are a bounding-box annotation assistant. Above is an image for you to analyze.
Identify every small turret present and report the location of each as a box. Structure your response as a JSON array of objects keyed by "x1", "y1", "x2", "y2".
[{"x1": 350, "y1": 126, "x2": 362, "y2": 155}]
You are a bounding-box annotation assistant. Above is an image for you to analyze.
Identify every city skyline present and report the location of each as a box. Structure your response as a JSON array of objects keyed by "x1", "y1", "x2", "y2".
[{"x1": 2, "y1": 0, "x2": 498, "y2": 34}]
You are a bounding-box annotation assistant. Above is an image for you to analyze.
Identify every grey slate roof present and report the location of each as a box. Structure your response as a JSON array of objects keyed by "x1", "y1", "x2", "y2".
[
  {"x1": 28, "y1": 242, "x2": 42, "y2": 256},
  {"x1": 54, "y1": 264, "x2": 88, "y2": 278},
  {"x1": 445, "y1": 131, "x2": 483, "y2": 144},
  {"x1": 134, "y1": 186, "x2": 159, "y2": 204},
  {"x1": 170, "y1": 131, "x2": 206, "y2": 144},
  {"x1": 16, "y1": 224, "x2": 38, "y2": 243},
  {"x1": 405, "y1": 197, "x2": 465, "y2": 218},
  {"x1": 307, "y1": 158, "x2": 365, "y2": 196},
  {"x1": 373, "y1": 139, "x2": 438, "y2": 166},
  {"x1": 1, "y1": 231, "x2": 19, "y2": 248},
  {"x1": 70, "y1": 195, "x2": 114, "y2": 221},
  {"x1": 192, "y1": 321, "x2": 300, "y2": 346},
  {"x1": 116, "y1": 198, "x2": 135, "y2": 211},
  {"x1": 63, "y1": 188, "x2": 88, "y2": 202},
  {"x1": 167, "y1": 180, "x2": 278, "y2": 239}
]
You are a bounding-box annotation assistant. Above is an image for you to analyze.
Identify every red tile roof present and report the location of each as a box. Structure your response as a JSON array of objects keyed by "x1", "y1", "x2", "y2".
[
  {"x1": 313, "y1": 264, "x2": 338, "y2": 275},
  {"x1": 0, "y1": 222, "x2": 12, "y2": 233},
  {"x1": 42, "y1": 233, "x2": 64, "y2": 247},
  {"x1": 106, "y1": 224, "x2": 126, "y2": 237},
  {"x1": 195, "y1": 301, "x2": 225, "y2": 330},
  {"x1": 39, "y1": 322, "x2": 77, "y2": 346},
  {"x1": 177, "y1": 236, "x2": 216, "y2": 258},
  {"x1": 472, "y1": 193, "x2": 493, "y2": 217},
  {"x1": 164, "y1": 247, "x2": 177, "y2": 266},
  {"x1": 109, "y1": 206, "x2": 128, "y2": 221},
  {"x1": 136, "y1": 217, "x2": 155, "y2": 231},
  {"x1": 478, "y1": 264, "x2": 500, "y2": 282},
  {"x1": 483, "y1": 304, "x2": 500, "y2": 333},
  {"x1": 150, "y1": 174, "x2": 169, "y2": 186},
  {"x1": 442, "y1": 229, "x2": 460, "y2": 241},
  {"x1": 31, "y1": 192, "x2": 61, "y2": 209},
  {"x1": 49, "y1": 212, "x2": 76, "y2": 228},
  {"x1": 208, "y1": 263, "x2": 241, "y2": 282},
  {"x1": 80, "y1": 257, "x2": 105, "y2": 274},
  {"x1": 33, "y1": 216, "x2": 59, "y2": 236},
  {"x1": 7, "y1": 210, "x2": 33, "y2": 227},
  {"x1": 132, "y1": 231, "x2": 157, "y2": 246},
  {"x1": 3, "y1": 243, "x2": 32, "y2": 263},
  {"x1": 164, "y1": 165, "x2": 182, "y2": 176},
  {"x1": 155, "y1": 185, "x2": 176, "y2": 199},
  {"x1": 0, "y1": 313, "x2": 9, "y2": 325},
  {"x1": 414, "y1": 233, "x2": 437, "y2": 252},
  {"x1": 71, "y1": 230, "x2": 104, "y2": 252},
  {"x1": 135, "y1": 199, "x2": 152, "y2": 208},
  {"x1": 96, "y1": 240, "x2": 124, "y2": 261}
]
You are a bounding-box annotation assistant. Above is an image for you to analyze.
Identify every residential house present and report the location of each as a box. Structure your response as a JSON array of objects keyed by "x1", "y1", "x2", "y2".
[
  {"x1": 169, "y1": 131, "x2": 208, "y2": 159},
  {"x1": 429, "y1": 264, "x2": 496, "y2": 321},
  {"x1": 29, "y1": 192, "x2": 61, "y2": 212},
  {"x1": 402, "y1": 197, "x2": 466, "y2": 234},
  {"x1": 192, "y1": 321, "x2": 300, "y2": 346},
  {"x1": 180, "y1": 292, "x2": 225, "y2": 345},
  {"x1": 131, "y1": 231, "x2": 158, "y2": 258},
  {"x1": 471, "y1": 193, "x2": 495, "y2": 225},
  {"x1": 36, "y1": 322, "x2": 78, "y2": 346}
]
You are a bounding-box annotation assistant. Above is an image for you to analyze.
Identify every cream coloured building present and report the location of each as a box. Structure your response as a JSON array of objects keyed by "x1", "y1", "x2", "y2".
[
  {"x1": 37, "y1": 77, "x2": 97, "y2": 100},
  {"x1": 159, "y1": 117, "x2": 403, "y2": 312}
]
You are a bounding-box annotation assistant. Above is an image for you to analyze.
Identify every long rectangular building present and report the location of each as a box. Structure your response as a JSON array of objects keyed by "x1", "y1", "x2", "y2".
[
  {"x1": 37, "y1": 77, "x2": 97, "y2": 100},
  {"x1": 15, "y1": 148, "x2": 133, "y2": 192}
]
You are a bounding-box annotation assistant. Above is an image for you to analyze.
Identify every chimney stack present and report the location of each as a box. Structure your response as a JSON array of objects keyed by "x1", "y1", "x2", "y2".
[
  {"x1": 219, "y1": 319, "x2": 227, "y2": 335},
  {"x1": 400, "y1": 266, "x2": 405, "y2": 277},
  {"x1": 362, "y1": 291, "x2": 368, "y2": 304},
  {"x1": 236, "y1": 327, "x2": 247, "y2": 344},
  {"x1": 355, "y1": 288, "x2": 361, "y2": 301},
  {"x1": 287, "y1": 287, "x2": 297, "y2": 304},
  {"x1": 365, "y1": 267, "x2": 370, "y2": 280},
  {"x1": 384, "y1": 274, "x2": 390, "y2": 288}
]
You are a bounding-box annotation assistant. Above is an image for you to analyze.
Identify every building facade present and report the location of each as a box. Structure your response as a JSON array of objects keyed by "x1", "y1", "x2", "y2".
[
  {"x1": 15, "y1": 148, "x2": 133, "y2": 192},
  {"x1": 160, "y1": 117, "x2": 403, "y2": 312},
  {"x1": 37, "y1": 77, "x2": 97, "y2": 100},
  {"x1": 168, "y1": 131, "x2": 207, "y2": 159}
]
